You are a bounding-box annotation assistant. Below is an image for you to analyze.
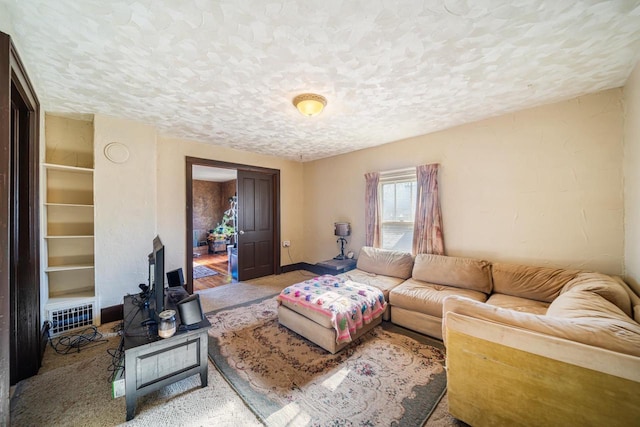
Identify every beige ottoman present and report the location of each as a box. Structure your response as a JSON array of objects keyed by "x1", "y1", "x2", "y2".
[{"x1": 277, "y1": 275, "x2": 386, "y2": 354}]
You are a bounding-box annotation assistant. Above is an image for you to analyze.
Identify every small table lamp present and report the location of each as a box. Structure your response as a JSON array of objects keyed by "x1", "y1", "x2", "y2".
[{"x1": 333, "y1": 222, "x2": 351, "y2": 260}]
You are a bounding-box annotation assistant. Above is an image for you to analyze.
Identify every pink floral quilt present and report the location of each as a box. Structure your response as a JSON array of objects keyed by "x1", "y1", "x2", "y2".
[{"x1": 277, "y1": 275, "x2": 386, "y2": 343}]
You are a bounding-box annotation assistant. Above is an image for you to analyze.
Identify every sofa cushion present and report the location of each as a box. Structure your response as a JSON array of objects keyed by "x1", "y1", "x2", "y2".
[
  {"x1": 485, "y1": 293, "x2": 549, "y2": 315},
  {"x1": 444, "y1": 296, "x2": 640, "y2": 357},
  {"x1": 356, "y1": 246, "x2": 414, "y2": 279},
  {"x1": 560, "y1": 273, "x2": 632, "y2": 318},
  {"x1": 412, "y1": 254, "x2": 493, "y2": 294},
  {"x1": 545, "y1": 290, "x2": 640, "y2": 354},
  {"x1": 547, "y1": 288, "x2": 632, "y2": 321},
  {"x1": 390, "y1": 278, "x2": 487, "y2": 318},
  {"x1": 612, "y1": 276, "x2": 640, "y2": 323},
  {"x1": 492, "y1": 262, "x2": 581, "y2": 303},
  {"x1": 340, "y1": 269, "x2": 405, "y2": 300}
]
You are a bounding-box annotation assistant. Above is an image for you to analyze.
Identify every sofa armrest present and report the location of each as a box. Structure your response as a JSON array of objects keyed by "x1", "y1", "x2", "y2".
[
  {"x1": 444, "y1": 310, "x2": 640, "y2": 426},
  {"x1": 613, "y1": 275, "x2": 640, "y2": 323}
]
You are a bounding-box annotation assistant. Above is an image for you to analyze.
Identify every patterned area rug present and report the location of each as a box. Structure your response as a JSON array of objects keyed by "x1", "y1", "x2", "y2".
[
  {"x1": 207, "y1": 296, "x2": 447, "y2": 426},
  {"x1": 193, "y1": 264, "x2": 218, "y2": 279}
]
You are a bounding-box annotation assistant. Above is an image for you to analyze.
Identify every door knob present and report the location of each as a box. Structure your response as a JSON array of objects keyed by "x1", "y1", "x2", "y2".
[{"x1": 239, "y1": 230, "x2": 245, "y2": 235}]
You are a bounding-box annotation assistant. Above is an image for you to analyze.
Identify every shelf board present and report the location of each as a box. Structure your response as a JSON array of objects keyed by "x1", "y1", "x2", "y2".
[
  {"x1": 43, "y1": 163, "x2": 93, "y2": 173},
  {"x1": 46, "y1": 288, "x2": 95, "y2": 306},
  {"x1": 45, "y1": 202, "x2": 94, "y2": 208},
  {"x1": 46, "y1": 264, "x2": 94, "y2": 273},
  {"x1": 45, "y1": 235, "x2": 94, "y2": 239}
]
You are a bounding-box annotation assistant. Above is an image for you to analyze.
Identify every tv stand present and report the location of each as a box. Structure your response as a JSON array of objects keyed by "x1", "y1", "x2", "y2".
[
  {"x1": 122, "y1": 292, "x2": 211, "y2": 420},
  {"x1": 139, "y1": 317, "x2": 156, "y2": 326}
]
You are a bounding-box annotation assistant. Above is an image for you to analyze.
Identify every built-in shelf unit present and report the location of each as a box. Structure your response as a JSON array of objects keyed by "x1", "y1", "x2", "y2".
[{"x1": 42, "y1": 114, "x2": 97, "y2": 335}]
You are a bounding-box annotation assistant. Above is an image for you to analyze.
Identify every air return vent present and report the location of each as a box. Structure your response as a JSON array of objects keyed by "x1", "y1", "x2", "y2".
[{"x1": 46, "y1": 302, "x2": 95, "y2": 336}]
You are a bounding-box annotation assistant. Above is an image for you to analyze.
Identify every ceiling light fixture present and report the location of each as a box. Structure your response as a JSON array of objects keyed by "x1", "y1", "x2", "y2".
[{"x1": 293, "y1": 93, "x2": 327, "y2": 117}]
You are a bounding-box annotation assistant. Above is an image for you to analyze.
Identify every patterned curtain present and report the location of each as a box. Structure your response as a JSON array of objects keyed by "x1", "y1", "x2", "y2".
[
  {"x1": 412, "y1": 164, "x2": 445, "y2": 255},
  {"x1": 364, "y1": 172, "x2": 381, "y2": 247}
]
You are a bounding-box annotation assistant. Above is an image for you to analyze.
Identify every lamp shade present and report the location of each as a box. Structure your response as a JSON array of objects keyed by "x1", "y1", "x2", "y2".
[
  {"x1": 293, "y1": 93, "x2": 327, "y2": 117},
  {"x1": 334, "y1": 222, "x2": 351, "y2": 237}
]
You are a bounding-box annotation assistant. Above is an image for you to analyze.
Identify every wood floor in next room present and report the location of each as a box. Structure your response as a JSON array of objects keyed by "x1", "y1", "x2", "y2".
[{"x1": 194, "y1": 252, "x2": 236, "y2": 291}]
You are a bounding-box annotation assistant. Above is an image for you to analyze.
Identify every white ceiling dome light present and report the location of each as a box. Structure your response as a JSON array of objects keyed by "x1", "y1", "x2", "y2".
[{"x1": 293, "y1": 93, "x2": 327, "y2": 117}]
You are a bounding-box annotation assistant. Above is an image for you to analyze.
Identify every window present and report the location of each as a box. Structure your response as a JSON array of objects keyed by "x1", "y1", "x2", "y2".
[{"x1": 380, "y1": 169, "x2": 416, "y2": 252}]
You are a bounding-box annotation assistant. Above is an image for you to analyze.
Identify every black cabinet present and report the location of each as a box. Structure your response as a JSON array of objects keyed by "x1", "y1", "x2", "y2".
[{"x1": 122, "y1": 293, "x2": 211, "y2": 420}]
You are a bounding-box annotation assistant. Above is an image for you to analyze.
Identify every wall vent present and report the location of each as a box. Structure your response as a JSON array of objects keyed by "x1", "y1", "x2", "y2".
[{"x1": 46, "y1": 302, "x2": 94, "y2": 336}]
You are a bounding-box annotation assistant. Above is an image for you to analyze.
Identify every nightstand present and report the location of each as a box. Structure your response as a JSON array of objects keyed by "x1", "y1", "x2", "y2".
[{"x1": 315, "y1": 258, "x2": 357, "y2": 274}]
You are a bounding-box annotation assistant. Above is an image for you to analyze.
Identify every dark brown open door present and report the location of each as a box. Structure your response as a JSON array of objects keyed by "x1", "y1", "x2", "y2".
[
  {"x1": 0, "y1": 31, "x2": 41, "y2": 423},
  {"x1": 237, "y1": 170, "x2": 277, "y2": 281}
]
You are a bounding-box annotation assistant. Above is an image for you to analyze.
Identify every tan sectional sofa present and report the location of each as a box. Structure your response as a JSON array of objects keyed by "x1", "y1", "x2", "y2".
[
  {"x1": 339, "y1": 246, "x2": 414, "y2": 320},
  {"x1": 389, "y1": 254, "x2": 493, "y2": 338},
  {"x1": 443, "y1": 266, "x2": 640, "y2": 427},
  {"x1": 340, "y1": 247, "x2": 640, "y2": 426}
]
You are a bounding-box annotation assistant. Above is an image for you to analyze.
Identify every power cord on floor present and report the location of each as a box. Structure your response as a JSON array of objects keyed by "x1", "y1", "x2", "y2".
[
  {"x1": 285, "y1": 247, "x2": 317, "y2": 278},
  {"x1": 107, "y1": 332, "x2": 125, "y2": 382},
  {"x1": 286, "y1": 246, "x2": 294, "y2": 265},
  {"x1": 46, "y1": 324, "x2": 108, "y2": 354}
]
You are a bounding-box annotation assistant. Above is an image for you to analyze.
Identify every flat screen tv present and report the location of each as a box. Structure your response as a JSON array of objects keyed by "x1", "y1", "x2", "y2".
[{"x1": 144, "y1": 235, "x2": 165, "y2": 325}]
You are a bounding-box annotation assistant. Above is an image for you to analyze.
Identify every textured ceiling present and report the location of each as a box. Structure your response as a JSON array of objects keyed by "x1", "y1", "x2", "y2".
[{"x1": 4, "y1": 0, "x2": 640, "y2": 161}]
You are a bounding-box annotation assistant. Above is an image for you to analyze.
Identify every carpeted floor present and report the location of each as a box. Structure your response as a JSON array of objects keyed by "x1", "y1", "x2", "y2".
[
  {"x1": 9, "y1": 270, "x2": 464, "y2": 426},
  {"x1": 207, "y1": 295, "x2": 447, "y2": 426}
]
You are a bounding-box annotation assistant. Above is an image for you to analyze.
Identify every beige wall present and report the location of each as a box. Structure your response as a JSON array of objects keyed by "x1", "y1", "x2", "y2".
[
  {"x1": 93, "y1": 115, "x2": 157, "y2": 307},
  {"x1": 304, "y1": 90, "x2": 625, "y2": 274},
  {"x1": 157, "y1": 136, "x2": 305, "y2": 274},
  {"x1": 624, "y1": 62, "x2": 640, "y2": 292}
]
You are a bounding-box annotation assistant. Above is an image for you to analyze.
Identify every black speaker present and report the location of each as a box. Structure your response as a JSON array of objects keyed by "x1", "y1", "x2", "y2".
[
  {"x1": 166, "y1": 268, "x2": 184, "y2": 287},
  {"x1": 177, "y1": 294, "x2": 204, "y2": 326}
]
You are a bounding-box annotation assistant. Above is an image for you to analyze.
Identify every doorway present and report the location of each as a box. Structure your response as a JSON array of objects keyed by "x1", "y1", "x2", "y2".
[
  {"x1": 185, "y1": 157, "x2": 280, "y2": 294},
  {"x1": 191, "y1": 165, "x2": 238, "y2": 291}
]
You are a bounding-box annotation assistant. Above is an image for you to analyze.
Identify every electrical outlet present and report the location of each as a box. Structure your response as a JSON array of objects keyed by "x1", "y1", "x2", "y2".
[{"x1": 282, "y1": 240, "x2": 291, "y2": 247}]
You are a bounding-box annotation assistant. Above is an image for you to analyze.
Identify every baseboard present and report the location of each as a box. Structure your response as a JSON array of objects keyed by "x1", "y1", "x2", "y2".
[
  {"x1": 280, "y1": 262, "x2": 340, "y2": 276},
  {"x1": 101, "y1": 304, "x2": 124, "y2": 324},
  {"x1": 281, "y1": 262, "x2": 308, "y2": 273}
]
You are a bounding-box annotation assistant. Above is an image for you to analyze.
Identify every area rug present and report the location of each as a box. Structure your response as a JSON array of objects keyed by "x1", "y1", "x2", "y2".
[
  {"x1": 193, "y1": 264, "x2": 218, "y2": 279},
  {"x1": 207, "y1": 296, "x2": 447, "y2": 426}
]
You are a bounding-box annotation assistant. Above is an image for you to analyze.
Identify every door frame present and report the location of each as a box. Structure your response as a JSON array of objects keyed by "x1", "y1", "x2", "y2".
[
  {"x1": 1, "y1": 31, "x2": 41, "y2": 421},
  {"x1": 185, "y1": 157, "x2": 281, "y2": 293}
]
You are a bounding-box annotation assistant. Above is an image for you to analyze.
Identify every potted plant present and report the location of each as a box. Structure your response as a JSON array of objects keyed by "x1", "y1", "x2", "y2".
[
  {"x1": 206, "y1": 196, "x2": 238, "y2": 253},
  {"x1": 207, "y1": 213, "x2": 236, "y2": 253}
]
